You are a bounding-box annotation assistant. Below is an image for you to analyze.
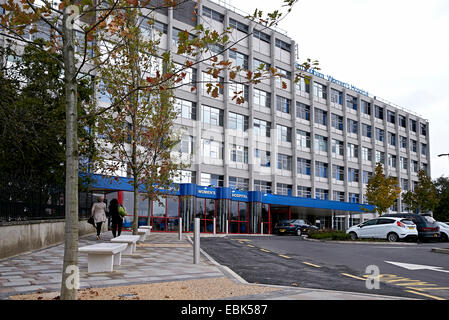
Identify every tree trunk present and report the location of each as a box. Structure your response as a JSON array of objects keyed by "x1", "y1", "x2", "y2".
[{"x1": 60, "y1": 7, "x2": 79, "y2": 300}]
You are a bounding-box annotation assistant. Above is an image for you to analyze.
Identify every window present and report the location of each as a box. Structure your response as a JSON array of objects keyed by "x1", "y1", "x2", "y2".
[
  {"x1": 230, "y1": 145, "x2": 248, "y2": 164},
  {"x1": 410, "y1": 139, "x2": 417, "y2": 152},
  {"x1": 314, "y1": 108, "x2": 327, "y2": 126},
  {"x1": 174, "y1": 98, "x2": 196, "y2": 120},
  {"x1": 421, "y1": 143, "x2": 427, "y2": 156},
  {"x1": 349, "y1": 193, "x2": 360, "y2": 203},
  {"x1": 297, "y1": 158, "x2": 311, "y2": 175},
  {"x1": 229, "y1": 112, "x2": 248, "y2": 131},
  {"x1": 331, "y1": 114, "x2": 344, "y2": 131},
  {"x1": 362, "y1": 171, "x2": 372, "y2": 184},
  {"x1": 401, "y1": 179, "x2": 409, "y2": 191},
  {"x1": 315, "y1": 188, "x2": 329, "y2": 200},
  {"x1": 228, "y1": 82, "x2": 249, "y2": 102},
  {"x1": 172, "y1": 27, "x2": 195, "y2": 47},
  {"x1": 410, "y1": 119, "x2": 417, "y2": 132},
  {"x1": 375, "y1": 105, "x2": 384, "y2": 120},
  {"x1": 296, "y1": 77, "x2": 310, "y2": 93},
  {"x1": 275, "y1": 39, "x2": 291, "y2": 52},
  {"x1": 420, "y1": 123, "x2": 427, "y2": 136},
  {"x1": 202, "y1": 72, "x2": 224, "y2": 97},
  {"x1": 361, "y1": 100, "x2": 371, "y2": 115},
  {"x1": 180, "y1": 135, "x2": 194, "y2": 154},
  {"x1": 347, "y1": 143, "x2": 359, "y2": 159},
  {"x1": 375, "y1": 128, "x2": 384, "y2": 142},
  {"x1": 253, "y1": 88, "x2": 271, "y2": 108},
  {"x1": 254, "y1": 149, "x2": 271, "y2": 167},
  {"x1": 143, "y1": 19, "x2": 167, "y2": 35},
  {"x1": 253, "y1": 29, "x2": 271, "y2": 43},
  {"x1": 362, "y1": 147, "x2": 372, "y2": 161},
  {"x1": 229, "y1": 177, "x2": 249, "y2": 190},
  {"x1": 296, "y1": 102, "x2": 310, "y2": 120},
  {"x1": 313, "y1": 82, "x2": 327, "y2": 99},
  {"x1": 400, "y1": 136, "x2": 407, "y2": 149},
  {"x1": 388, "y1": 132, "x2": 396, "y2": 146},
  {"x1": 388, "y1": 154, "x2": 397, "y2": 168},
  {"x1": 254, "y1": 180, "x2": 272, "y2": 193},
  {"x1": 399, "y1": 115, "x2": 407, "y2": 128},
  {"x1": 277, "y1": 183, "x2": 292, "y2": 196},
  {"x1": 175, "y1": 63, "x2": 197, "y2": 89},
  {"x1": 332, "y1": 165, "x2": 344, "y2": 181},
  {"x1": 297, "y1": 186, "x2": 311, "y2": 198},
  {"x1": 331, "y1": 139, "x2": 344, "y2": 156},
  {"x1": 387, "y1": 110, "x2": 396, "y2": 124},
  {"x1": 375, "y1": 150, "x2": 385, "y2": 164},
  {"x1": 201, "y1": 105, "x2": 223, "y2": 126},
  {"x1": 347, "y1": 119, "x2": 358, "y2": 134},
  {"x1": 253, "y1": 119, "x2": 271, "y2": 137},
  {"x1": 400, "y1": 157, "x2": 408, "y2": 170},
  {"x1": 296, "y1": 129, "x2": 311, "y2": 149},
  {"x1": 202, "y1": 7, "x2": 224, "y2": 22},
  {"x1": 411, "y1": 160, "x2": 418, "y2": 173},
  {"x1": 276, "y1": 96, "x2": 291, "y2": 113},
  {"x1": 331, "y1": 89, "x2": 342, "y2": 105},
  {"x1": 253, "y1": 58, "x2": 270, "y2": 71},
  {"x1": 173, "y1": 170, "x2": 196, "y2": 184},
  {"x1": 315, "y1": 161, "x2": 328, "y2": 178},
  {"x1": 229, "y1": 50, "x2": 248, "y2": 69},
  {"x1": 346, "y1": 94, "x2": 357, "y2": 110},
  {"x1": 333, "y1": 191, "x2": 345, "y2": 202},
  {"x1": 201, "y1": 173, "x2": 223, "y2": 187},
  {"x1": 361, "y1": 123, "x2": 372, "y2": 138},
  {"x1": 314, "y1": 135, "x2": 328, "y2": 152},
  {"x1": 277, "y1": 125, "x2": 292, "y2": 142},
  {"x1": 202, "y1": 139, "x2": 222, "y2": 159},
  {"x1": 347, "y1": 168, "x2": 359, "y2": 183},
  {"x1": 229, "y1": 18, "x2": 248, "y2": 33},
  {"x1": 277, "y1": 154, "x2": 292, "y2": 171}
]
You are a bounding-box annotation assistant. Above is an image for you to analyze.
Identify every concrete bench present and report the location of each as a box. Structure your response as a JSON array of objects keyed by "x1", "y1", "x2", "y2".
[
  {"x1": 110, "y1": 235, "x2": 140, "y2": 255},
  {"x1": 137, "y1": 228, "x2": 149, "y2": 242},
  {"x1": 79, "y1": 243, "x2": 127, "y2": 273}
]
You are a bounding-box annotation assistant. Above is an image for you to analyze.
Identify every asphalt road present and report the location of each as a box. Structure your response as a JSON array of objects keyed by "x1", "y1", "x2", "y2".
[{"x1": 200, "y1": 235, "x2": 449, "y2": 300}]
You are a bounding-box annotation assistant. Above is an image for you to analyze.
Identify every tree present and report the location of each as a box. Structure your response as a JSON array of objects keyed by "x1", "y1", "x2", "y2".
[
  {"x1": 402, "y1": 170, "x2": 439, "y2": 214},
  {"x1": 365, "y1": 163, "x2": 401, "y2": 216},
  {"x1": 1, "y1": 0, "x2": 315, "y2": 299},
  {"x1": 433, "y1": 176, "x2": 449, "y2": 221}
]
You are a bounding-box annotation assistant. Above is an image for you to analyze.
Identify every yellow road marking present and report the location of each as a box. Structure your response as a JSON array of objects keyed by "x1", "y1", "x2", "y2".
[
  {"x1": 303, "y1": 262, "x2": 320, "y2": 268},
  {"x1": 408, "y1": 287, "x2": 449, "y2": 291},
  {"x1": 341, "y1": 273, "x2": 366, "y2": 281},
  {"x1": 260, "y1": 248, "x2": 270, "y2": 252},
  {"x1": 279, "y1": 254, "x2": 291, "y2": 259},
  {"x1": 404, "y1": 289, "x2": 446, "y2": 301},
  {"x1": 247, "y1": 244, "x2": 255, "y2": 247}
]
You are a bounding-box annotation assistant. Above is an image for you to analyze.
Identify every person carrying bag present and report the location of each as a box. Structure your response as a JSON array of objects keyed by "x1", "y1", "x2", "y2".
[{"x1": 109, "y1": 198, "x2": 126, "y2": 238}]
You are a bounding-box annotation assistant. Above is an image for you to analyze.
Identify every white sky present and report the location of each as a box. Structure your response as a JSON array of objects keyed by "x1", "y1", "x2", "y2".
[{"x1": 225, "y1": 0, "x2": 449, "y2": 179}]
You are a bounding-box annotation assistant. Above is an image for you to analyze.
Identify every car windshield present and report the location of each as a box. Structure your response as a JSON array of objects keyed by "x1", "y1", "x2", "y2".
[
  {"x1": 280, "y1": 220, "x2": 294, "y2": 224},
  {"x1": 401, "y1": 219, "x2": 415, "y2": 225},
  {"x1": 424, "y1": 216, "x2": 436, "y2": 224}
]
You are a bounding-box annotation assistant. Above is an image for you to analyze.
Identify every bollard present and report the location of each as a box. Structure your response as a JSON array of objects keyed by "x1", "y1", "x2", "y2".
[
  {"x1": 226, "y1": 220, "x2": 229, "y2": 235},
  {"x1": 178, "y1": 217, "x2": 182, "y2": 241},
  {"x1": 261, "y1": 222, "x2": 264, "y2": 235},
  {"x1": 213, "y1": 217, "x2": 216, "y2": 235},
  {"x1": 193, "y1": 218, "x2": 200, "y2": 264}
]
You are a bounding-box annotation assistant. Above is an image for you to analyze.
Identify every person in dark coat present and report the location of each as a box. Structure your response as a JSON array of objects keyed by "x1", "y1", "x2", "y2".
[{"x1": 109, "y1": 198, "x2": 122, "y2": 238}]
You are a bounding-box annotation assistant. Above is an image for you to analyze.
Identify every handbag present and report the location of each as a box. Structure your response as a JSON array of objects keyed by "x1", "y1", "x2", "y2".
[
  {"x1": 87, "y1": 216, "x2": 95, "y2": 227},
  {"x1": 118, "y1": 205, "x2": 127, "y2": 218}
]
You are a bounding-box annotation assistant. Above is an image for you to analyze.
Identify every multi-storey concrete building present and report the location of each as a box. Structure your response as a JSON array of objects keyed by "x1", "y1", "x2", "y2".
[{"x1": 1, "y1": 0, "x2": 431, "y2": 233}]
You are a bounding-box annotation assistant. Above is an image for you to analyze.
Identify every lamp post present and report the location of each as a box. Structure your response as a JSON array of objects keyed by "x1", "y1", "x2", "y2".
[{"x1": 438, "y1": 153, "x2": 449, "y2": 163}]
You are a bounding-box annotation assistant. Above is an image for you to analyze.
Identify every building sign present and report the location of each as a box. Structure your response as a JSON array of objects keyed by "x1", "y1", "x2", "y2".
[{"x1": 231, "y1": 189, "x2": 249, "y2": 201}]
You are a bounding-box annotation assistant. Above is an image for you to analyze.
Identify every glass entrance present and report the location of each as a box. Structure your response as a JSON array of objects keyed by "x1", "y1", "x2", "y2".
[
  {"x1": 229, "y1": 200, "x2": 249, "y2": 234},
  {"x1": 195, "y1": 198, "x2": 216, "y2": 233},
  {"x1": 270, "y1": 205, "x2": 290, "y2": 233}
]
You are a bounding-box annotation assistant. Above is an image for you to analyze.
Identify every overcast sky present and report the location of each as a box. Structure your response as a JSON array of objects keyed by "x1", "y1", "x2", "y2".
[{"x1": 225, "y1": 0, "x2": 449, "y2": 179}]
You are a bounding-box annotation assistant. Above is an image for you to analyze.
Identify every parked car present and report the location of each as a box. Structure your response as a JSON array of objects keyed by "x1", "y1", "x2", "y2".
[
  {"x1": 437, "y1": 222, "x2": 449, "y2": 242},
  {"x1": 274, "y1": 219, "x2": 318, "y2": 236},
  {"x1": 346, "y1": 217, "x2": 418, "y2": 242},
  {"x1": 382, "y1": 213, "x2": 440, "y2": 240}
]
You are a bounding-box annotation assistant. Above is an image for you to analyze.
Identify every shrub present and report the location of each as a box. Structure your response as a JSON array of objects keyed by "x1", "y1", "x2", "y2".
[{"x1": 308, "y1": 229, "x2": 352, "y2": 241}]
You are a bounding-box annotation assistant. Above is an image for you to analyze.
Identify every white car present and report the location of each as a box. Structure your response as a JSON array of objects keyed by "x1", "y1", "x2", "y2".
[
  {"x1": 437, "y1": 222, "x2": 449, "y2": 242},
  {"x1": 346, "y1": 217, "x2": 418, "y2": 242}
]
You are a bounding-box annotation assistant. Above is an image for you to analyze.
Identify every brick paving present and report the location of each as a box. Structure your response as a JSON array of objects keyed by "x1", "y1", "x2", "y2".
[{"x1": 0, "y1": 231, "x2": 223, "y2": 299}]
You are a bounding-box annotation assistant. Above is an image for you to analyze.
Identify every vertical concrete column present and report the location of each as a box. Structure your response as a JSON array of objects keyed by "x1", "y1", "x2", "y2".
[{"x1": 193, "y1": 217, "x2": 200, "y2": 264}]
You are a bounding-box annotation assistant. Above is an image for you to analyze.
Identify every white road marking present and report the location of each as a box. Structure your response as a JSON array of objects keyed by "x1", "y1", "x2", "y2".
[{"x1": 385, "y1": 261, "x2": 449, "y2": 274}]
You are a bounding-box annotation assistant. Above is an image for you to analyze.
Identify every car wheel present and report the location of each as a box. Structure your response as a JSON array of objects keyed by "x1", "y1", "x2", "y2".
[
  {"x1": 349, "y1": 232, "x2": 358, "y2": 240},
  {"x1": 440, "y1": 233, "x2": 448, "y2": 242},
  {"x1": 387, "y1": 232, "x2": 399, "y2": 242},
  {"x1": 296, "y1": 229, "x2": 302, "y2": 236}
]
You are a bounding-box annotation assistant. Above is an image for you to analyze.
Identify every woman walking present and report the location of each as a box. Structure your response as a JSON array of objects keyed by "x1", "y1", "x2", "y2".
[
  {"x1": 91, "y1": 195, "x2": 107, "y2": 240},
  {"x1": 109, "y1": 198, "x2": 123, "y2": 238}
]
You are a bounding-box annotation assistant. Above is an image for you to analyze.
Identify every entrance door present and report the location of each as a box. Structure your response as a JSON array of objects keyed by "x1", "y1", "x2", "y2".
[
  {"x1": 270, "y1": 206, "x2": 290, "y2": 233},
  {"x1": 195, "y1": 198, "x2": 216, "y2": 233}
]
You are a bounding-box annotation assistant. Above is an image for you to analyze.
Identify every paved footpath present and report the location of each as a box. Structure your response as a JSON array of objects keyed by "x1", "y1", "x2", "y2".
[{"x1": 0, "y1": 231, "x2": 411, "y2": 300}]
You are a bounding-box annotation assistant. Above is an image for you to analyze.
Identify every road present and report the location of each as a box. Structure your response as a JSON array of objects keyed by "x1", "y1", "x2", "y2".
[{"x1": 200, "y1": 235, "x2": 449, "y2": 300}]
